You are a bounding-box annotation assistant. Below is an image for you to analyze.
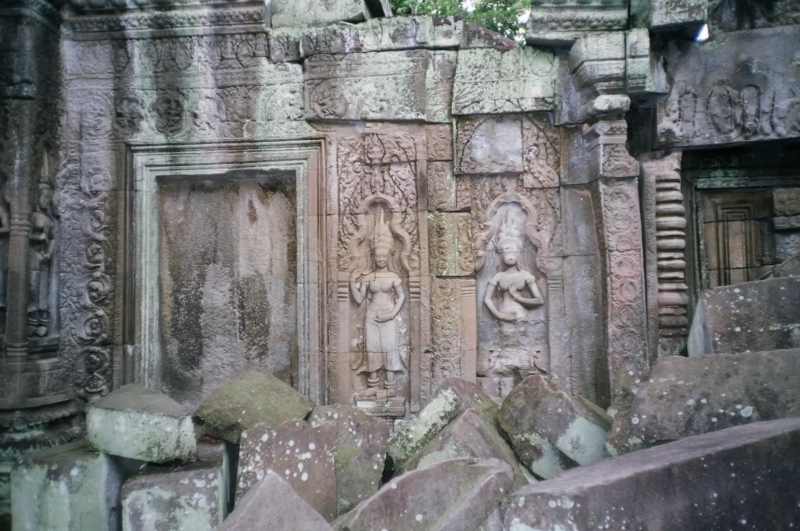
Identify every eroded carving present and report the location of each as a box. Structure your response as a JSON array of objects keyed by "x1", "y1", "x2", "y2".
[
  {"x1": 349, "y1": 209, "x2": 408, "y2": 401},
  {"x1": 28, "y1": 160, "x2": 58, "y2": 338}
]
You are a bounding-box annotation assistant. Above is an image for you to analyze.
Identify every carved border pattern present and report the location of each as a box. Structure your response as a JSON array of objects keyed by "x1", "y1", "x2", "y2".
[{"x1": 430, "y1": 277, "x2": 462, "y2": 393}]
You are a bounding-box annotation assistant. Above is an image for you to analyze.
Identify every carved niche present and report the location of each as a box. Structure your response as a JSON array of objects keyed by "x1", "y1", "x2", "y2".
[
  {"x1": 331, "y1": 129, "x2": 428, "y2": 417},
  {"x1": 472, "y1": 178, "x2": 563, "y2": 400}
]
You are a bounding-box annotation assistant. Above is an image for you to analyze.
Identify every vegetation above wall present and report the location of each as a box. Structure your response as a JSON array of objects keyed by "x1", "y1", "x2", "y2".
[{"x1": 389, "y1": 0, "x2": 527, "y2": 41}]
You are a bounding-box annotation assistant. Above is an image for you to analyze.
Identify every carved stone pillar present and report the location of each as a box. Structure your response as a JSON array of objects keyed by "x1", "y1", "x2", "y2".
[
  {"x1": 0, "y1": 3, "x2": 80, "y2": 528},
  {"x1": 582, "y1": 120, "x2": 650, "y2": 403}
]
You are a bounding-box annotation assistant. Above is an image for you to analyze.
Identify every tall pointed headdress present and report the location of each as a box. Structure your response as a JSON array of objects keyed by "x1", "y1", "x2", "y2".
[
  {"x1": 371, "y1": 209, "x2": 394, "y2": 251},
  {"x1": 497, "y1": 211, "x2": 523, "y2": 252}
]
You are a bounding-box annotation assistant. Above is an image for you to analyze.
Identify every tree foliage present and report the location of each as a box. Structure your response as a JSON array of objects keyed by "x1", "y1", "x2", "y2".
[{"x1": 390, "y1": 0, "x2": 527, "y2": 41}]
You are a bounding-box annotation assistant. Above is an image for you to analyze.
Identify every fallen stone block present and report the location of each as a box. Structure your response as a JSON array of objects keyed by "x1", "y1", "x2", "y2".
[
  {"x1": 86, "y1": 385, "x2": 197, "y2": 463},
  {"x1": 607, "y1": 348, "x2": 800, "y2": 454},
  {"x1": 194, "y1": 370, "x2": 315, "y2": 444},
  {"x1": 688, "y1": 276, "x2": 800, "y2": 356},
  {"x1": 498, "y1": 375, "x2": 611, "y2": 479},
  {"x1": 237, "y1": 419, "x2": 337, "y2": 520},
  {"x1": 398, "y1": 408, "x2": 532, "y2": 489},
  {"x1": 121, "y1": 442, "x2": 228, "y2": 531},
  {"x1": 308, "y1": 405, "x2": 390, "y2": 516},
  {"x1": 388, "y1": 377, "x2": 499, "y2": 469},
  {"x1": 333, "y1": 458, "x2": 514, "y2": 531},
  {"x1": 11, "y1": 441, "x2": 123, "y2": 531},
  {"x1": 505, "y1": 418, "x2": 800, "y2": 531},
  {"x1": 222, "y1": 470, "x2": 333, "y2": 531}
]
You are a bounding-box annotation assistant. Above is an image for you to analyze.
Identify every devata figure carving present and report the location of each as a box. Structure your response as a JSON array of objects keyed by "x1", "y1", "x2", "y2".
[
  {"x1": 349, "y1": 210, "x2": 407, "y2": 399},
  {"x1": 28, "y1": 162, "x2": 57, "y2": 338},
  {"x1": 484, "y1": 214, "x2": 544, "y2": 323}
]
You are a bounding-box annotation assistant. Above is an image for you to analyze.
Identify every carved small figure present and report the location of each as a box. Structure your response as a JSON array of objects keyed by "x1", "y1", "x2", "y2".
[
  {"x1": 349, "y1": 210, "x2": 407, "y2": 399},
  {"x1": 28, "y1": 171, "x2": 56, "y2": 337},
  {"x1": 484, "y1": 215, "x2": 544, "y2": 323},
  {"x1": 0, "y1": 172, "x2": 9, "y2": 327}
]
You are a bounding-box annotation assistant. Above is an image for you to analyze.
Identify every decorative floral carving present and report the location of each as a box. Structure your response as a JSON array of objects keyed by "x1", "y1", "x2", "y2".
[
  {"x1": 430, "y1": 278, "x2": 462, "y2": 393},
  {"x1": 74, "y1": 347, "x2": 110, "y2": 400}
]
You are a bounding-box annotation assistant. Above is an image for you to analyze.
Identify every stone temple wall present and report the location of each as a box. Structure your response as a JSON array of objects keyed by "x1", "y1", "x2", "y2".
[{"x1": 1, "y1": 0, "x2": 799, "y2": 525}]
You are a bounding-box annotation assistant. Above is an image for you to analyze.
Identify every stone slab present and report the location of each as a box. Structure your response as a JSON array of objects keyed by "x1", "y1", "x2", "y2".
[
  {"x1": 121, "y1": 448, "x2": 227, "y2": 531},
  {"x1": 399, "y1": 408, "x2": 532, "y2": 489},
  {"x1": 657, "y1": 25, "x2": 800, "y2": 148},
  {"x1": 333, "y1": 458, "x2": 514, "y2": 531},
  {"x1": 11, "y1": 441, "x2": 123, "y2": 531},
  {"x1": 498, "y1": 375, "x2": 611, "y2": 479},
  {"x1": 608, "y1": 349, "x2": 800, "y2": 453},
  {"x1": 237, "y1": 419, "x2": 337, "y2": 521},
  {"x1": 222, "y1": 470, "x2": 334, "y2": 531},
  {"x1": 452, "y1": 47, "x2": 556, "y2": 115},
  {"x1": 86, "y1": 385, "x2": 197, "y2": 463},
  {"x1": 194, "y1": 370, "x2": 315, "y2": 444},
  {"x1": 505, "y1": 418, "x2": 800, "y2": 530},
  {"x1": 308, "y1": 405, "x2": 390, "y2": 516},
  {"x1": 687, "y1": 276, "x2": 800, "y2": 356},
  {"x1": 387, "y1": 378, "x2": 499, "y2": 469},
  {"x1": 271, "y1": 0, "x2": 370, "y2": 28}
]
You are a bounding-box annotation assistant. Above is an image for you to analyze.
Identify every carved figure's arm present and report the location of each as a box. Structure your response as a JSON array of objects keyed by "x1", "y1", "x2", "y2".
[
  {"x1": 350, "y1": 272, "x2": 368, "y2": 305},
  {"x1": 511, "y1": 276, "x2": 544, "y2": 307},
  {"x1": 0, "y1": 205, "x2": 9, "y2": 234},
  {"x1": 484, "y1": 277, "x2": 518, "y2": 323}
]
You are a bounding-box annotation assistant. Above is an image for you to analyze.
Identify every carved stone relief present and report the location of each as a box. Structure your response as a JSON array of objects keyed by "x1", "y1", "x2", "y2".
[
  {"x1": 332, "y1": 130, "x2": 428, "y2": 417},
  {"x1": 27, "y1": 158, "x2": 59, "y2": 339},
  {"x1": 456, "y1": 114, "x2": 560, "y2": 189},
  {"x1": 430, "y1": 277, "x2": 477, "y2": 396},
  {"x1": 305, "y1": 50, "x2": 450, "y2": 122},
  {"x1": 526, "y1": 0, "x2": 629, "y2": 46},
  {"x1": 657, "y1": 26, "x2": 800, "y2": 147},
  {"x1": 471, "y1": 175, "x2": 563, "y2": 400},
  {"x1": 452, "y1": 47, "x2": 556, "y2": 115}
]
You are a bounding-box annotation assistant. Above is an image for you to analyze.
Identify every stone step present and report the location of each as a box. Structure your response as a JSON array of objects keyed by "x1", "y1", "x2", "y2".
[{"x1": 505, "y1": 418, "x2": 800, "y2": 530}]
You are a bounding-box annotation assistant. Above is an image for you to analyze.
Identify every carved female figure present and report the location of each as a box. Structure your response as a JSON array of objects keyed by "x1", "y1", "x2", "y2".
[
  {"x1": 28, "y1": 178, "x2": 56, "y2": 337},
  {"x1": 0, "y1": 172, "x2": 9, "y2": 325},
  {"x1": 349, "y1": 210, "x2": 407, "y2": 398},
  {"x1": 484, "y1": 215, "x2": 544, "y2": 323}
]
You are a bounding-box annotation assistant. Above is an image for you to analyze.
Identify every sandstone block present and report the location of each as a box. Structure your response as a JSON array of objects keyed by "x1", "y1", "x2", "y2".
[
  {"x1": 222, "y1": 470, "x2": 334, "y2": 531},
  {"x1": 271, "y1": 0, "x2": 370, "y2": 28},
  {"x1": 194, "y1": 370, "x2": 315, "y2": 444},
  {"x1": 237, "y1": 419, "x2": 337, "y2": 520},
  {"x1": 498, "y1": 375, "x2": 611, "y2": 479},
  {"x1": 308, "y1": 405, "x2": 390, "y2": 516},
  {"x1": 387, "y1": 377, "x2": 498, "y2": 469},
  {"x1": 11, "y1": 441, "x2": 123, "y2": 531},
  {"x1": 121, "y1": 445, "x2": 227, "y2": 531},
  {"x1": 505, "y1": 418, "x2": 800, "y2": 531},
  {"x1": 607, "y1": 349, "x2": 800, "y2": 454},
  {"x1": 398, "y1": 408, "x2": 532, "y2": 489},
  {"x1": 86, "y1": 385, "x2": 197, "y2": 463},
  {"x1": 333, "y1": 458, "x2": 514, "y2": 531},
  {"x1": 688, "y1": 276, "x2": 800, "y2": 356}
]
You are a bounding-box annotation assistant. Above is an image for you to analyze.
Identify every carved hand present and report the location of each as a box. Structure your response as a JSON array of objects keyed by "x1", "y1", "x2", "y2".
[
  {"x1": 375, "y1": 311, "x2": 394, "y2": 323},
  {"x1": 495, "y1": 310, "x2": 521, "y2": 323}
]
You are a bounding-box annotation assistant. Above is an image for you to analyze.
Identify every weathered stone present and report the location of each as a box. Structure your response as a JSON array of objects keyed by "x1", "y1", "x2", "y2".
[
  {"x1": 308, "y1": 405, "x2": 390, "y2": 516},
  {"x1": 505, "y1": 418, "x2": 800, "y2": 531},
  {"x1": 333, "y1": 458, "x2": 514, "y2": 531},
  {"x1": 121, "y1": 445, "x2": 228, "y2": 531},
  {"x1": 608, "y1": 349, "x2": 800, "y2": 454},
  {"x1": 271, "y1": 0, "x2": 370, "y2": 28},
  {"x1": 86, "y1": 385, "x2": 197, "y2": 463},
  {"x1": 305, "y1": 50, "x2": 452, "y2": 122},
  {"x1": 428, "y1": 213, "x2": 474, "y2": 275},
  {"x1": 237, "y1": 419, "x2": 337, "y2": 521},
  {"x1": 461, "y1": 22, "x2": 517, "y2": 50},
  {"x1": 657, "y1": 26, "x2": 800, "y2": 148},
  {"x1": 399, "y1": 408, "x2": 532, "y2": 489},
  {"x1": 526, "y1": 2, "x2": 629, "y2": 47},
  {"x1": 11, "y1": 441, "x2": 123, "y2": 531},
  {"x1": 222, "y1": 470, "x2": 334, "y2": 531},
  {"x1": 687, "y1": 276, "x2": 800, "y2": 356},
  {"x1": 498, "y1": 375, "x2": 612, "y2": 479},
  {"x1": 387, "y1": 378, "x2": 499, "y2": 469},
  {"x1": 452, "y1": 47, "x2": 556, "y2": 115},
  {"x1": 194, "y1": 369, "x2": 315, "y2": 444}
]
